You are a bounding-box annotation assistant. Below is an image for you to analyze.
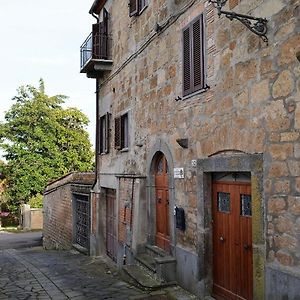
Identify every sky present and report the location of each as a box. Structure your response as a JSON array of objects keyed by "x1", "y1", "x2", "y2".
[{"x1": 0, "y1": 0, "x2": 96, "y2": 158}]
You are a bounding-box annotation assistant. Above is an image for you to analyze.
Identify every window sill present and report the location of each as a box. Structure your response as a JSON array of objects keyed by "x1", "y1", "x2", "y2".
[
  {"x1": 182, "y1": 85, "x2": 210, "y2": 101},
  {"x1": 120, "y1": 148, "x2": 129, "y2": 153}
]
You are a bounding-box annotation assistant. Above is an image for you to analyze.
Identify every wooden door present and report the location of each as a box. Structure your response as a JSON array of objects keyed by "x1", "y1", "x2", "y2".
[
  {"x1": 212, "y1": 181, "x2": 253, "y2": 300},
  {"x1": 106, "y1": 189, "x2": 117, "y2": 262},
  {"x1": 155, "y1": 154, "x2": 170, "y2": 252}
]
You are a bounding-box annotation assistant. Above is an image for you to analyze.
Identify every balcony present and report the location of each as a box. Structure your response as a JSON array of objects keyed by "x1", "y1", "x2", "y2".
[{"x1": 80, "y1": 27, "x2": 113, "y2": 78}]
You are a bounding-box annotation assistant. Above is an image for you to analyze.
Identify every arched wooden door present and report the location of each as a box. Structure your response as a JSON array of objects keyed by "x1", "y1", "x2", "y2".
[
  {"x1": 212, "y1": 181, "x2": 253, "y2": 300},
  {"x1": 155, "y1": 153, "x2": 170, "y2": 252}
]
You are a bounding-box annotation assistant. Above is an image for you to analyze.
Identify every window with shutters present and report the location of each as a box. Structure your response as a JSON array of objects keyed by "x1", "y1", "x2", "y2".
[
  {"x1": 99, "y1": 113, "x2": 110, "y2": 154},
  {"x1": 129, "y1": 0, "x2": 148, "y2": 17},
  {"x1": 182, "y1": 14, "x2": 206, "y2": 97},
  {"x1": 115, "y1": 113, "x2": 129, "y2": 150}
]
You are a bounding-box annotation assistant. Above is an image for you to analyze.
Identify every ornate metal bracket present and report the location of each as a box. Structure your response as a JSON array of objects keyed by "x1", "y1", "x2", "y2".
[{"x1": 209, "y1": 0, "x2": 268, "y2": 44}]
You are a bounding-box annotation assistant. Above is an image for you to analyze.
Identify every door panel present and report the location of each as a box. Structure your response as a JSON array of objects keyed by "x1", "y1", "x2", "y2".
[
  {"x1": 213, "y1": 182, "x2": 253, "y2": 300},
  {"x1": 155, "y1": 154, "x2": 170, "y2": 252},
  {"x1": 106, "y1": 189, "x2": 117, "y2": 262}
]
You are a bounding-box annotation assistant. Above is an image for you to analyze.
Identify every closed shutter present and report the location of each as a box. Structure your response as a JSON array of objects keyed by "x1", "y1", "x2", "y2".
[
  {"x1": 105, "y1": 112, "x2": 110, "y2": 153},
  {"x1": 115, "y1": 117, "x2": 121, "y2": 149},
  {"x1": 92, "y1": 23, "x2": 101, "y2": 59},
  {"x1": 183, "y1": 27, "x2": 192, "y2": 96},
  {"x1": 193, "y1": 15, "x2": 204, "y2": 91},
  {"x1": 99, "y1": 116, "x2": 104, "y2": 154},
  {"x1": 182, "y1": 14, "x2": 205, "y2": 97},
  {"x1": 129, "y1": 0, "x2": 138, "y2": 16}
]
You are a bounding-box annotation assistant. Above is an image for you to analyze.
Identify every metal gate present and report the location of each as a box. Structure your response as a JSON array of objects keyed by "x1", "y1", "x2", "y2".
[
  {"x1": 106, "y1": 189, "x2": 117, "y2": 262},
  {"x1": 74, "y1": 194, "x2": 90, "y2": 250}
]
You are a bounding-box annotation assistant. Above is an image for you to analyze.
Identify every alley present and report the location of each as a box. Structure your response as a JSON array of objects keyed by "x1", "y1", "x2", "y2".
[{"x1": 0, "y1": 246, "x2": 197, "y2": 300}]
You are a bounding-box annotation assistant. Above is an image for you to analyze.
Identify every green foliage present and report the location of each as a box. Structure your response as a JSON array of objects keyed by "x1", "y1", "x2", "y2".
[
  {"x1": 0, "y1": 79, "x2": 94, "y2": 211},
  {"x1": 28, "y1": 193, "x2": 43, "y2": 208}
]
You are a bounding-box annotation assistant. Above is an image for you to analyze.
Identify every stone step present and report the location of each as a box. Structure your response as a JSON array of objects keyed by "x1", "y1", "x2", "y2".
[
  {"x1": 136, "y1": 253, "x2": 156, "y2": 272},
  {"x1": 145, "y1": 244, "x2": 168, "y2": 257},
  {"x1": 123, "y1": 264, "x2": 177, "y2": 290}
]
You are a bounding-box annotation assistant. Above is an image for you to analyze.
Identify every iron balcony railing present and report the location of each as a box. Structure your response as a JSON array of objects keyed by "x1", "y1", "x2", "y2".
[{"x1": 80, "y1": 32, "x2": 111, "y2": 70}]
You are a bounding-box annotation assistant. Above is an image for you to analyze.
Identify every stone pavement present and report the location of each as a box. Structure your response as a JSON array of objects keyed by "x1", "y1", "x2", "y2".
[{"x1": 0, "y1": 247, "x2": 198, "y2": 300}]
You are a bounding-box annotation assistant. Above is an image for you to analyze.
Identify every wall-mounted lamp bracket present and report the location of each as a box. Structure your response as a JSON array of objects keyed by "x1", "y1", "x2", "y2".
[{"x1": 209, "y1": 0, "x2": 268, "y2": 44}]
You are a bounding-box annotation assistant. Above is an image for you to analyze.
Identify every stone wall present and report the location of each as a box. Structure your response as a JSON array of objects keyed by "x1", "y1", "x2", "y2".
[
  {"x1": 43, "y1": 172, "x2": 94, "y2": 250},
  {"x1": 20, "y1": 204, "x2": 43, "y2": 230},
  {"x1": 93, "y1": 0, "x2": 300, "y2": 297}
]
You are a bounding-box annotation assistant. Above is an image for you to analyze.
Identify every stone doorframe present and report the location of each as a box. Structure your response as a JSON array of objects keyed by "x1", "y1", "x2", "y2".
[
  {"x1": 196, "y1": 153, "x2": 265, "y2": 300},
  {"x1": 146, "y1": 139, "x2": 176, "y2": 255}
]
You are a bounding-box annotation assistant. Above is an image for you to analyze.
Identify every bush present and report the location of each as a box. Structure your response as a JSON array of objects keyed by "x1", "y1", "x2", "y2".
[{"x1": 28, "y1": 193, "x2": 43, "y2": 208}]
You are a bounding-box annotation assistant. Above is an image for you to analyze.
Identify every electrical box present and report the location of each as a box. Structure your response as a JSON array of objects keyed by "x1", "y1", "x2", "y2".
[{"x1": 175, "y1": 207, "x2": 186, "y2": 231}]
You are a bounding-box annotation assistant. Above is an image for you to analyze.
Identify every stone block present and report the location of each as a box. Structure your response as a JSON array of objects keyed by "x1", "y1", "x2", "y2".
[
  {"x1": 280, "y1": 132, "x2": 299, "y2": 142},
  {"x1": 250, "y1": 79, "x2": 270, "y2": 103},
  {"x1": 278, "y1": 34, "x2": 300, "y2": 66},
  {"x1": 272, "y1": 70, "x2": 294, "y2": 99},
  {"x1": 274, "y1": 180, "x2": 290, "y2": 194},
  {"x1": 268, "y1": 143, "x2": 293, "y2": 161},
  {"x1": 288, "y1": 196, "x2": 300, "y2": 215},
  {"x1": 268, "y1": 197, "x2": 286, "y2": 214},
  {"x1": 275, "y1": 250, "x2": 294, "y2": 266},
  {"x1": 268, "y1": 162, "x2": 289, "y2": 178},
  {"x1": 287, "y1": 160, "x2": 300, "y2": 176},
  {"x1": 274, "y1": 233, "x2": 297, "y2": 252}
]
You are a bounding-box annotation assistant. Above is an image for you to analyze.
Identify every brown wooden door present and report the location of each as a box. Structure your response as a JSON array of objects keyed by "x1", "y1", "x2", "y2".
[
  {"x1": 212, "y1": 182, "x2": 253, "y2": 300},
  {"x1": 155, "y1": 154, "x2": 170, "y2": 252},
  {"x1": 106, "y1": 188, "x2": 117, "y2": 262}
]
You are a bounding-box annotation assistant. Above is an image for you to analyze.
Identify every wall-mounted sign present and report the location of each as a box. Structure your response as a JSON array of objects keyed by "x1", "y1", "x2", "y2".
[{"x1": 174, "y1": 167, "x2": 184, "y2": 179}]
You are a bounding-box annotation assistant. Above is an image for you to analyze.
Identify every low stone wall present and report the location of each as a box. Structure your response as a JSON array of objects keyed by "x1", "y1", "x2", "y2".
[
  {"x1": 20, "y1": 204, "x2": 43, "y2": 230},
  {"x1": 43, "y1": 172, "x2": 94, "y2": 250}
]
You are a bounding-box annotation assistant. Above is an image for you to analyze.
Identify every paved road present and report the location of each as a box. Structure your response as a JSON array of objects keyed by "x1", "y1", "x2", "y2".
[
  {"x1": 0, "y1": 231, "x2": 42, "y2": 250},
  {"x1": 0, "y1": 232, "x2": 197, "y2": 300}
]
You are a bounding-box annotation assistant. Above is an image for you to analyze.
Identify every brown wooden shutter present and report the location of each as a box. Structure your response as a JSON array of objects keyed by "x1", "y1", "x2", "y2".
[
  {"x1": 92, "y1": 23, "x2": 101, "y2": 59},
  {"x1": 182, "y1": 14, "x2": 205, "y2": 97},
  {"x1": 105, "y1": 112, "x2": 110, "y2": 153},
  {"x1": 99, "y1": 116, "x2": 103, "y2": 154},
  {"x1": 183, "y1": 27, "x2": 192, "y2": 96},
  {"x1": 192, "y1": 15, "x2": 204, "y2": 91},
  {"x1": 114, "y1": 117, "x2": 121, "y2": 149},
  {"x1": 129, "y1": 0, "x2": 138, "y2": 16}
]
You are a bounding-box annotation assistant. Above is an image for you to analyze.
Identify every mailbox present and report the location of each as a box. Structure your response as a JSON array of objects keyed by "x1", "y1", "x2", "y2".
[{"x1": 175, "y1": 207, "x2": 186, "y2": 231}]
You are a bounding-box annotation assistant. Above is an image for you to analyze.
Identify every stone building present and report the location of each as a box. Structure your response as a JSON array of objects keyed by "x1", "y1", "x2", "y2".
[{"x1": 80, "y1": 0, "x2": 300, "y2": 298}]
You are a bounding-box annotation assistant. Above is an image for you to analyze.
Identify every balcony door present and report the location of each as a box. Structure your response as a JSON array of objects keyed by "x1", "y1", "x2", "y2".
[{"x1": 92, "y1": 8, "x2": 109, "y2": 59}]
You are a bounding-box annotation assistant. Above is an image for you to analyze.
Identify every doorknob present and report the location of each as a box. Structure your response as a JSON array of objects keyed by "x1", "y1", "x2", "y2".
[
  {"x1": 243, "y1": 244, "x2": 251, "y2": 250},
  {"x1": 219, "y1": 236, "x2": 225, "y2": 242}
]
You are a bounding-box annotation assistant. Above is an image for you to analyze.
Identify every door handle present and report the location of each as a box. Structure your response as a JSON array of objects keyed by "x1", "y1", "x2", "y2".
[
  {"x1": 243, "y1": 244, "x2": 251, "y2": 250},
  {"x1": 157, "y1": 198, "x2": 162, "y2": 203},
  {"x1": 219, "y1": 236, "x2": 225, "y2": 242}
]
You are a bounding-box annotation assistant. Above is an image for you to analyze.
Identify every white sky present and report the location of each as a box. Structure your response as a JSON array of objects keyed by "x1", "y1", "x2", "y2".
[{"x1": 0, "y1": 0, "x2": 96, "y2": 158}]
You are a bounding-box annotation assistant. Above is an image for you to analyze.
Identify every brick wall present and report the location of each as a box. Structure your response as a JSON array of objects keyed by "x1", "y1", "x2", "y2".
[{"x1": 43, "y1": 172, "x2": 94, "y2": 250}]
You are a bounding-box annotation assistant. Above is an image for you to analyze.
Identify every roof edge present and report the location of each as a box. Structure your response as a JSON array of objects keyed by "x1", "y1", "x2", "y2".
[{"x1": 89, "y1": 0, "x2": 106, "y2": 14}]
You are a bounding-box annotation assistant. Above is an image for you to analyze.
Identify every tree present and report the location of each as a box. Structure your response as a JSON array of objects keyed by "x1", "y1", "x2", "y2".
[{"x1": 0, "y1": 80, "x2": 94, "y2": 212}]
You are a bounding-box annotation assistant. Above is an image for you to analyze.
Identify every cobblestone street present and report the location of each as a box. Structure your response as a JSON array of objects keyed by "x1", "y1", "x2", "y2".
[{"x1": 0, "y1": 246, "x2": 197, "y2": 300}]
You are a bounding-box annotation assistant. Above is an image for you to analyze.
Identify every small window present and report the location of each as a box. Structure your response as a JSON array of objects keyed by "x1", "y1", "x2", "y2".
[
  {"x1": 129, "y1": 0, "x2": 148, "y2": 16},
  {"x1": 217, "y1": 192, "x2": 230, "y2": 213},
  {"x1": 99, "y1": 113, "x2": 110, "y2": 154},
  {"x1": 240, "y1": 194, "x2": 252, "y2": 217},
  {"x1": 115, "y1": 113, "x2": 129, "y2": 150},
  {"x1": 182, "y1": 14, "x2": 206, "y2": 97}
]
